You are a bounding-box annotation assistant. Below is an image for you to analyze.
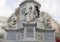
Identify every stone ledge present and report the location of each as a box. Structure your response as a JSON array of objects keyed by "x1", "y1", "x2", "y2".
[
  {"x1": 23, "y1": 23, "x2": 37, "y2": 26},
  {"x1": 36, "y1": 28, "x2": 55, "y2": 32}
]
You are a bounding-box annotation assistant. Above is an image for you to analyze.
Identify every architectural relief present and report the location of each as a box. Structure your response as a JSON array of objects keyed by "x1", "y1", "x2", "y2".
[
  {"x1": 35, "y1": 32, "x2": 43, "y2": 40},
  {"x1": 40, "y1": 12, "x2": 52, "y2": 29},
  {"x1": 0, "y1": 0, "x2": 56, "y2": 42},
  {"x1": 25, "y1": 6, "x2": 36, "y2": 23},
  {"x1": 47, "y1": 18, "x2": 52, "y2": 29}
]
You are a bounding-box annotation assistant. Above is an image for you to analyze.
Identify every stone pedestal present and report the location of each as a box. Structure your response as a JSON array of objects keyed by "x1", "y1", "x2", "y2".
[{"x1": 23, "y1": 23, "x2": 37, "y2": 40}]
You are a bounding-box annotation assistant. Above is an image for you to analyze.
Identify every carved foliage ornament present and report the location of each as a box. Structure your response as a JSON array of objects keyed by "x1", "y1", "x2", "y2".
[{"x1": 35, "y1": 32, "x2": 43, "y2": 40}]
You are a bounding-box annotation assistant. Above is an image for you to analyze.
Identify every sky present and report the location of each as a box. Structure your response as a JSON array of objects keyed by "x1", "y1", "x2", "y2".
[{"x1": 0, "y1": 0, "x2": 60, "y2": 24}]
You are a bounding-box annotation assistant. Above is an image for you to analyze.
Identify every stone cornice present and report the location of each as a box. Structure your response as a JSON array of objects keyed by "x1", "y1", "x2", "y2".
[
  {"x1": 36, "y1": 28, "x2": 56, "y2": 32},
  {"x1": 19, "y1": 0, "x2": 41, "y2": 7}
]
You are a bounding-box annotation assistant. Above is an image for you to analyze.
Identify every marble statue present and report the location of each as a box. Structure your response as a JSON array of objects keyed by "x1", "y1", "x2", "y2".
[
  {"x1": 42, "y1": 15, "x2": 52, "y2": 29},
  {"x1": 24, "y1": 5, "x2": 40, "y2": 23},
  {"x1": 47, "y1": 17, "x2": 52, "y2": 29},
  {"x1": 25, "y1": 7, "x2": 36, "y2": 23}
]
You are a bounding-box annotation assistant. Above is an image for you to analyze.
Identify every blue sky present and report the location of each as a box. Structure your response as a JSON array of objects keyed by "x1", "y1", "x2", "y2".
[{"x1": 0, "y1": 0, "x2": 60, "y2": 24}]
